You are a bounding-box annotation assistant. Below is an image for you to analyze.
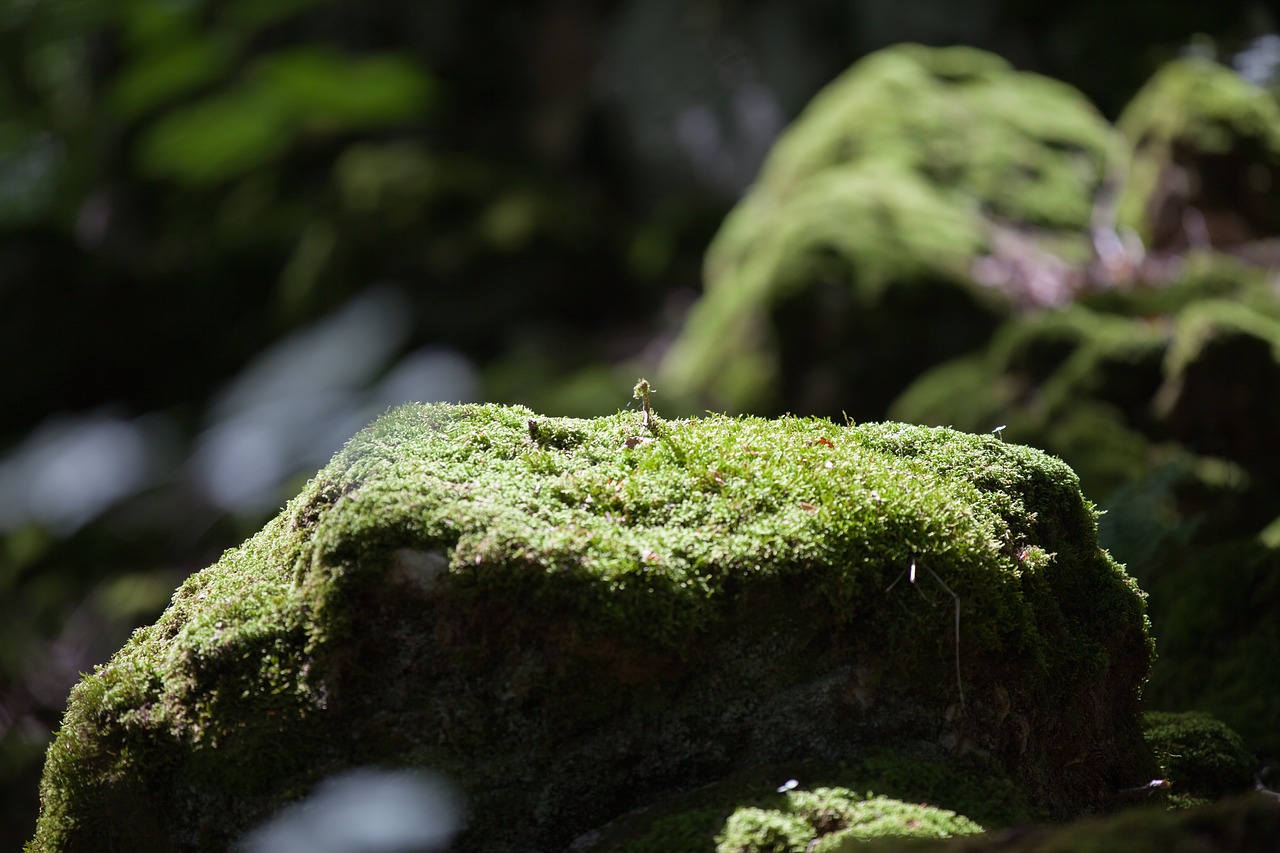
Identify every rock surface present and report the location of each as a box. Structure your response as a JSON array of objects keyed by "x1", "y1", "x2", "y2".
[{"x1": 31, "y1": 404, "x2": 1153, "y2": 851}]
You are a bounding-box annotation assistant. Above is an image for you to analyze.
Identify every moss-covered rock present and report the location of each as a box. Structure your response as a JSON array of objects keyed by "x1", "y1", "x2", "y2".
[
  {"x1": 30, "y1": 403, "x2": 1153, "y2": 851},
  {"x1": 1117, "y1": 56, "x2": 1280, "y2": 252},
  {"x1": 659, "y1": 44, "x2": 1119, "y2": 420}
]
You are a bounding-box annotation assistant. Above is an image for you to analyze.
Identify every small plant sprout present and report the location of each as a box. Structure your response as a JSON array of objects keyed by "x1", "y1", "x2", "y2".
[
  {"x1": 633, "y1": 378, "x2": 656, "y2": 431},
  {"x1": 886, "y1": 555, "x2": 966, "y2": 713}
]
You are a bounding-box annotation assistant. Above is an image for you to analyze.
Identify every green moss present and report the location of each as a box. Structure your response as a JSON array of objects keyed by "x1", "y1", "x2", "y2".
[
  {"x1": 716, "y1": 787, "x2": 983, "y2": 853},
  {"x1": 808, "y1": 796, "x2": 982, "y2": 850},
  {"x1": 660, "y1": 43, "x2": 1117, "y2": 419},
  {"x1": 890, "y1": 304, "x2": 1168, "y2": 501},
  {"x1": 662, "y1": 162, "x2": 991, "y2": 416},
  {"x1": 891, "y1": 271, "x2": 1280, "y2": 577},
  {"x1": 30, "y1": 404, "x2": 1153, "y2": 851},
  {"x1": 716, "y1": 808, "x2": 813, "y2": 853},
  {"x1": 1143, "y1": 712, "x2": 1254, "y2": 801},
  {"x1": 757, "y1": 44, "x2": 1116, "y2": 229},
  {"x1": 1159, "y1": 299, "x2": 1280, "y2": 386},
  {"x1": 1153, "y1": 298, "x2": 1280, "y2": 491},
  {"x1": 1117, "y1": 57, "x2": 1280, "y2": 247}
]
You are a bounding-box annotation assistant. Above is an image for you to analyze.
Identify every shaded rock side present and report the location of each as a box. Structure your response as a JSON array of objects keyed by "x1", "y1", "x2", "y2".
[{"x1": 31, "y1": 404, "x2": 1153, "y2": 851}]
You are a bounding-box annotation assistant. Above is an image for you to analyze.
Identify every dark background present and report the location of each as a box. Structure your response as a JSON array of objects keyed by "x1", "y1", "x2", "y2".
[{"x1": 1, "y1": 0, "x2": 1273, "y2": 845}]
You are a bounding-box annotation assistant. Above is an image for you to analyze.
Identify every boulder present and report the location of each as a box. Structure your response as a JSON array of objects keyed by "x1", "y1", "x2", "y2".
[
  {"x1": 1116, "y1": 56, "x2": 1280, "y2": 253},
  {"x1": 31, "y1": 403, "x2": 1153, "y2": 851},
  {"x1": 659, "y1": 44, "x2": 1120, "y2": 419}
]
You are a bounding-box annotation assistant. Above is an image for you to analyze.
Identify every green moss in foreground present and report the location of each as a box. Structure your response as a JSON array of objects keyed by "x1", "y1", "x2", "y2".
[
  {"x1": 715, "y1": 787, "x2": 983, "y2": 853},
  {"x1": 30, "y1": 404, "x2": 1153, "y2": 852}
]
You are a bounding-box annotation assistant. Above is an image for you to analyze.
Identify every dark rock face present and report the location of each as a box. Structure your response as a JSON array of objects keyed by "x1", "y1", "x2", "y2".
[{"x1": 31, "y1": 405, "x2": 1154, "y2": 851}]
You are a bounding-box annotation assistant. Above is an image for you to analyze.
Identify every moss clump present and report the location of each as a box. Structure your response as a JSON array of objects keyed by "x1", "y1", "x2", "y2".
[
  {"x1": 660, "y1": 44, "x2": 1118, "y2": 420},
  {"x1": 716, "y1": 808, "x2": 813, "y2": 853},
  {"x1": 31, "y1": 403, "x2": 1153, "y2": 852},
  {"x1": 715, "y1": 787, "x2": 983, "y2": 853},
  {"x1": 1143, "y1": 711, "x2": 1255, "y2": 804}
]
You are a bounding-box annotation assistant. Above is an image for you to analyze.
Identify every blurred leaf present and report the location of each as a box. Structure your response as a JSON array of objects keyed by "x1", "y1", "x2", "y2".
[
  {"x1": 137, "y1": 86, "x2": 291, "y2": 185},
  {"x1": 334, "y1": 141, "x2": 437, "y2": 217},
  {"x1": 91, "y1": 569, "x2": 183, "y2": 622},
  {"x1": 256, "y1": 47, "x2": 435, "y2": 130},
  {"x1": 109, "y1": 36, "x2": 235, "y2": 120},
  {"x1": 135, "y1": 47, "x2": 434, "y2": 186},
  {"x1": 0, "y1": 526, "x2": 56, "y2": 584},
  {"x1": 222, "y1": 0, "x2": 319, "y2": 31},
  {"x1": 115, "y1": 0, "x2": 202, "y2": 51}
]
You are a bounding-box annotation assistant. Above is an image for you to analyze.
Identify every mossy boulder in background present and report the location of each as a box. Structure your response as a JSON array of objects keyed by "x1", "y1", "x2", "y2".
[
  {"x1": 1117, "y1": 56, "x2": 1280, "y2": 253},
  {"x1": 659, "y1": 44, "x2": 1120, "y2": 420},
  {"x1": 31, "y1": 403, "x2": 1153, "y2": 851},
  {"x1": 889, "y1": 255, "x2": 1280, "y2": 757}
]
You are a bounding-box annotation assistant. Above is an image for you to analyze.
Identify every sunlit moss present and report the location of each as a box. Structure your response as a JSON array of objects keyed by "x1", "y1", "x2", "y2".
[{"x1": 30, "y1": 403, "x2": 1153, "y2": 852}]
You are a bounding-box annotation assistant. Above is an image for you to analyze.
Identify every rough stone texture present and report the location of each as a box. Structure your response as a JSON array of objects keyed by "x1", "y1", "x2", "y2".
[
  {"x1": 31, "y1": 404, "x2": 1152, "y2": 852},
  {"x1": 658, "y1": 44, "x2": 1119, "y2": 421}
]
